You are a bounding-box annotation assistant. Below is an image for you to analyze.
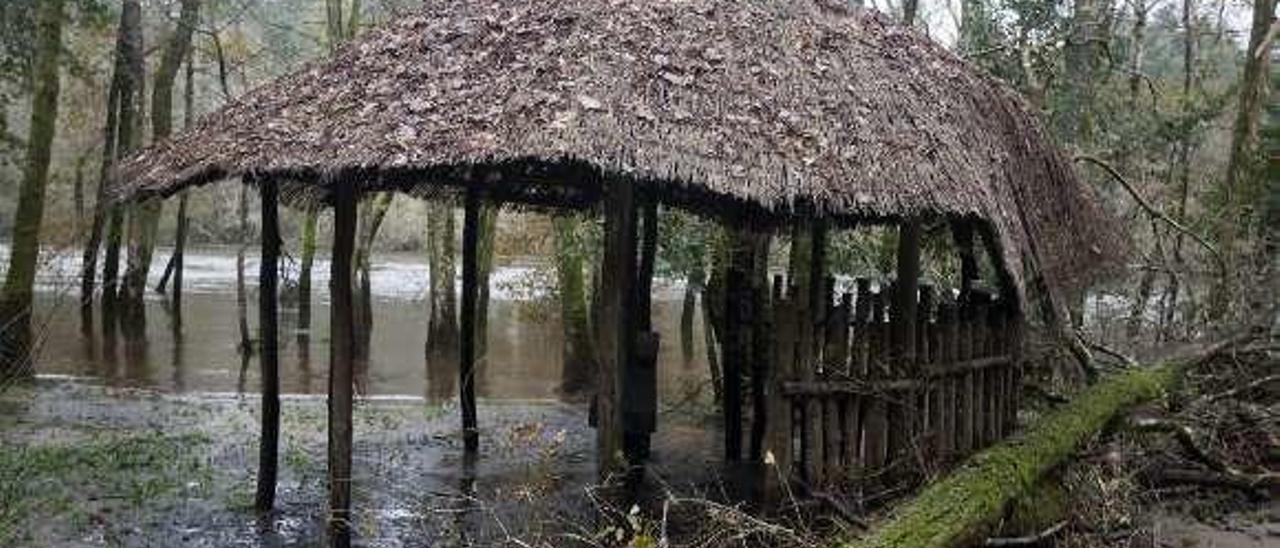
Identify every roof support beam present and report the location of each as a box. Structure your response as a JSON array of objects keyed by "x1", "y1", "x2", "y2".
[
  {"x1": 597, "y1": 175, "x2": 637, "y2": 477},
  {"x1": 459, "y1": 187, "x2": 482, "y2": 454},
  {"x1": 888, "y1": 218, "x2": 922, "y2": 477},
  {"x1": 623, "y1": 198, "x2": 660, "y2": 466},
  {"x1": 255, "y1": 176, "x2": 281, "y2": 513},
  {"x1": 327, "y1": 178, "x2": 357, "y2": 548}
]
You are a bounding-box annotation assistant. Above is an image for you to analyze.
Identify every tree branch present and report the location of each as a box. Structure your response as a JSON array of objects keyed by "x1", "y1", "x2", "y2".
[{"x1": 1074, "y1": 154, "x2": 1226, "y2": 275}]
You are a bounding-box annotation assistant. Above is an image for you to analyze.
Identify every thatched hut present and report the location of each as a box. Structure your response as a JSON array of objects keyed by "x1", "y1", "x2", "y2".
[{"x1": 116, "y1": 0, "x2": 1121, "y2": 544}]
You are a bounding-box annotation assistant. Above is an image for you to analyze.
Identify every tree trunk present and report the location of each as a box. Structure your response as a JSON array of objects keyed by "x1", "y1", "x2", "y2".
[
  {"x1": 0, "y1": 0, "x2": 63, "y2": 378},
  {"x1": 553, "y1": 215, "x2": 597, "y2": 398},
  {"x1": 1161, "y1": 0, "x2": 1200, "y2": 338},
  {"x1": 158, "y1": 37, "x2": 199, "y2": 313},
  {"x1": 1209, "y1": 0, "x2": 1276, "y2": 319},
  {"x1": 81, "y1": 0, "x2": 144, "y2": 317},
  {"x1": 851, "y1": 363, "x2": 1182, "y2": 548},
  {"x1": 473, "y1": 204, "x2": 498, "y2": 379},
  {"x1": 902, "y1": 0, "x2": 919, "y2": 26},
  {"x1": 354, "y1": 192, "x2": 393, "y2": 350},
  {"x1": 680, "y1": 269, "x2": 699, "y2": 368},
  {"x1": 122, "y1": 0, "x2": 199, "y2": 311},
  {"x1": 1127, "y1": 0, "x2": 1149, "y2": 109},
  {"x1": 1059, "y1": 0, "x2": 1102, "y2": 145},
  {"x1": 298, "y1": 209, "x2": 319, "y2": 334},
  {"x1": 425, "y1": 203, "x2": 458, "y2": 363},
  {"x1": 236, "y1": 184, "x2": 252, "y2": 355}
]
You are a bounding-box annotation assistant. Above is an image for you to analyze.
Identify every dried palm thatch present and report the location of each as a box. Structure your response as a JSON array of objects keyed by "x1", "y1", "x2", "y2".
[{"x1": 115, "y1": 0, "x2": 1122, "y2": 305}]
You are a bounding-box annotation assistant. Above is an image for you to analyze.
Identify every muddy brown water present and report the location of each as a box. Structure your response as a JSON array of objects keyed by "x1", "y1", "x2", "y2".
[
  {"x1": 25, "y1": 246, "x2": 712, "y2": 402},
  {"x1": 6, "y1": 246, "x2": 729, "y2": 547}
]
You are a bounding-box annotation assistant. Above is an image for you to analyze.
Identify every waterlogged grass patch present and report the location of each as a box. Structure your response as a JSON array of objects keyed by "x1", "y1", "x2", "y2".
[{"x1": 0, "y1": 432, "x2": 212, "y2": 544}]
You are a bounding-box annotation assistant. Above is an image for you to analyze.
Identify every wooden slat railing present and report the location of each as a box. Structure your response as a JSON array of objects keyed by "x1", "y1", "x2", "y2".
[{"x1": 761, "y1": 275, "x2": 1022, "y2": 497}]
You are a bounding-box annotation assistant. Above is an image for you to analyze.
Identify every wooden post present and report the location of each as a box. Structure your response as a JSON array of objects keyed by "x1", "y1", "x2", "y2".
[
  {"x1": 956, "y1": 297, "x2": 974, "y2": 454},
  {"x1": 788, "y1": 220, "x2": 829, "y2": 486},
  {"x1": 847, "y1": 281, "x2": 872, "y2": 483},
  {"x1": 597, "y1": 176, "x2": 637, "y2": 475},
  {"x1": 889, "y1": 220, "x2": 922, "y2": 473},
  {"x1": 893, "y1": 221, "x2": 922, "y2": 367},
  {"x1": 328, "y1": 178, "x2": 357, "y2": 548},
  {"x1": 971, "y1": 295, "x2": 990, "y2": 448},
  {"x1": 853, "y1": 279, "x2": 872, "y2": 376},
  {"x1": 255, "y1": 177, "x2": 281, "y2": 513},
  {"x1": 862, "y1": 290, "x2": 888, "y2": 486},
  {"x1": 825, "y1": 291, "x2": 851, "y2": 373},
  {"x1": 749, "y1": 235, "x2": 772, "y2": 462},
  {"x1": 764, "y1": 275, "x2": 795, "y2": 494},
  {"x1": 1008, "y1": 306, "x2": 1024, "y2": 434},
  {"x1": 722, "y1": 230, "x2": 752, "y2": 462},
  {"x1": 459, "y1": 188, "x2": 481, "y2": 454},
  {"x1": 625, "y1": 198, "x2": 660, "y2": 464},
  {"x1": 952, "y1": 221, "x2": 979, "y2": 305},
  {"x1": 937, "y1": 301, "x2": 958, "y2": 460},
  {"x1": 637, "y1": 200, "x2": 658, "y2": 332},
  {"x1": 986, "y1": 301, "x2": 1003, "y2": 443},
  {"x1": 918, "y1": 285, "x2": 938, "y2": 464}
]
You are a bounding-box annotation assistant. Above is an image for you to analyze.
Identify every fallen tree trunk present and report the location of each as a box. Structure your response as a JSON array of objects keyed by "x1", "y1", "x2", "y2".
[
  {"x1": 847, "y1": 364, "x2": 1178, "y2": 548},
  {"x1": 848, "y1": 334, "x2": 1260, "y2": 548}
]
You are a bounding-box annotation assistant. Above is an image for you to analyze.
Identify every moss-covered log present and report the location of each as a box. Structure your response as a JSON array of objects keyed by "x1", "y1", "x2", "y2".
[{"x1": 848, "y1": 363, "x2": 1178, "y2": 548}]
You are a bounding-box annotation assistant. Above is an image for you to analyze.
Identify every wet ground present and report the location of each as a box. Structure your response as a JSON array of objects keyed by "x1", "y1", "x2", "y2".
[
  {"x1": 1, "y1": 245, "x2": 731, "y2": 546},
  {"x1": 0, "y1": 378, "x2": 723, "y2": 547}
]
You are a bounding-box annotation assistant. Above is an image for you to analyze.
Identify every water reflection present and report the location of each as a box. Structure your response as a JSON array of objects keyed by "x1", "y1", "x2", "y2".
[{"x1": 33, "y1": 248, "x2": 710, "y2": 404}]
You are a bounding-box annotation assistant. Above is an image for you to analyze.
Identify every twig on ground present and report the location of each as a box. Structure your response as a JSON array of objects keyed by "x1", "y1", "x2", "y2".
[
  {"x1": 1200, "y1": 373, "x2": 1280, "y2": 403},
  {"x1": 1127, "y1": 416, "x2": 1280, "y2": 491},
  {"x1": 1146, "y1": 468, "x2": 1280, "y2": 491},
  {"x1": 805, "y1": 490, "x2": 869, "y2": 530},
  {"x1": 984, "y1": 520, "x2": 1068, "y2": 546}
]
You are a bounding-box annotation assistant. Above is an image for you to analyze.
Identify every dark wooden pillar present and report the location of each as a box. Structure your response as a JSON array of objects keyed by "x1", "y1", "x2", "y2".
[
  {"x1": 255, "y1": 177, "x2": 281, "y2": 513},
  {"x1": 459, "y1": 188, "x2": 481, "y2": 454},
  {"x1": 637, "y1": 200, "x2": 658, "y2": 332},
  {"x1": 597, "y1": 176, "x2": 637, "y2": 474},
  {"x1": 888, "y1": 219, "x2": 922, "y2": 471},
  {"x1": 894, "y1": 220, "x2": 922, "y2": 365},
  {"x1": 748, "y1": 234, "x2": 772, "y2": 462},
  {"x1": 763, "y1": 274, "x2": 794, "y2": 498},
  {"x1": 625, "y1": 198, "x2": 659, "y2": 464},
  {"x1": 328, "y1": 179, "x2": 357, "y2": 548},
  {"x1": 790, "y1": 220, "x2": 827, "y2": 484},
  {"x1": 952, "y1": 221, "x2": 978, "y2": 304},
  {"x1": 722, "y1": 229, "x2": 755, "y2": 462}
]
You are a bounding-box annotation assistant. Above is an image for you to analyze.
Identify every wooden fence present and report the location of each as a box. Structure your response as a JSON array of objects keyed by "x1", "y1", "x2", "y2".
[{"x1": 760, "y1": 276, "x2": 1022, "y2": 495}]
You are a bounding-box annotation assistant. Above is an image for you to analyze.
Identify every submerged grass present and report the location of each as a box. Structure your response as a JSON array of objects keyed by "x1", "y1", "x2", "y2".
[
  {"x1": 849, "y1": 364, "x2": 1176, "y2": 548},
  {"x1": 0, "y1": 431, "x2": 212, "y2": 544}
]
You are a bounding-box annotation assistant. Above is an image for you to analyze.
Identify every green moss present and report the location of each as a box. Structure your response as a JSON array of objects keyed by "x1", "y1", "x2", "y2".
[
  {"x1": 847, "y1": 364, "x2": 1176, "y2": 548},
  {"x1": 0, "y1": 432, "x2": 211, "y2": 543},
  {"x1": 1005, "y1": 478, "x2": 1066, "y2": 534}
]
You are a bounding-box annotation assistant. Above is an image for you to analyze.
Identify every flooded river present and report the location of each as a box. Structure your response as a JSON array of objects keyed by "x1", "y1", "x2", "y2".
[{"x1": 17, "y1": 244, "x2": 711, "y2": 404}]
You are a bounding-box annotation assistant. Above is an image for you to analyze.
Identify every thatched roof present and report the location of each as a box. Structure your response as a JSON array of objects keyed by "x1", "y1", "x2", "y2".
[{"x1": 116, "y1": 0, "x2": 1122, "y2": 306}]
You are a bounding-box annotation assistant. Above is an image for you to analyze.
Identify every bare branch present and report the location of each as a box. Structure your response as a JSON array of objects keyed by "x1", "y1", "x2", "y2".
[{"x1": 1074, "y1": 154, "x2": 1226, "y2": 275}]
